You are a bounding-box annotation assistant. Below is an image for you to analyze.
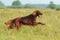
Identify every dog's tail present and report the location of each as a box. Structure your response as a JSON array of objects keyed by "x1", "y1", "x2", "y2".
[{"x1": 4, "y1": 19, "x2": 13, "y2": 26}]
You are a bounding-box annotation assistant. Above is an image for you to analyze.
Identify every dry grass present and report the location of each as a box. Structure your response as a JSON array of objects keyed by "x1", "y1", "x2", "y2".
[{"x1": 0, "y1": 8, "x2": 60, "y2": 40}]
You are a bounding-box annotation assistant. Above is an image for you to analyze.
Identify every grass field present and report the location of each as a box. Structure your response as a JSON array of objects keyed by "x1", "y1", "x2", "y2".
[{"x1": 0, "y1": 8, "x2": 60, "y2": 40}]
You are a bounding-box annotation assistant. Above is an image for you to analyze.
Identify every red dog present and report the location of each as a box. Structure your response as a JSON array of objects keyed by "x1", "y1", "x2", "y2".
[{"x1": 5, "y1": 10, "x2": 45, "y2": 30}]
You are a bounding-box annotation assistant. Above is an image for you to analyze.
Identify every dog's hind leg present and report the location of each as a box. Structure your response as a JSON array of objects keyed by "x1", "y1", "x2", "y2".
[
  {"x1": 15, "y1": 22, "x2": 21, "y2": 30},
  {"x1": 15, "y1": 18, "x2": 21, "y2": 30},
  {"x1": 8, "y1": 23, "x2": 14, "y2": 30}
]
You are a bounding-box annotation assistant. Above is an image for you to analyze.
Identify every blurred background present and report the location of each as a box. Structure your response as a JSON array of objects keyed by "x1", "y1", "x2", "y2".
[
  {"x1": 0, "y1": 0, "x2": 60, "y2": 10},
  {"x1": 0, "y1": 0, "x2": 60, "y2": 40}
]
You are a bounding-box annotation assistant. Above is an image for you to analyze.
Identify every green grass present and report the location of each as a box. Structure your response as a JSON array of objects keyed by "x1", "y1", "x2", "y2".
[{"x1": 0, "y1": 8, "x2": 60, "y2": 40}]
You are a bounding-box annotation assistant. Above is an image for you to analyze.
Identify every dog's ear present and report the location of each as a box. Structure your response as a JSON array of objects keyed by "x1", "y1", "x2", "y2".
[
  {"x1": 33, "y1": 13, "x2": 36, "y2": 16},
  {"x1": 32, "y1": 10, "x2": 39, "y2": 15},
  {"x1": 32, "y1": 10, "x2": 37, "y2": 16}
]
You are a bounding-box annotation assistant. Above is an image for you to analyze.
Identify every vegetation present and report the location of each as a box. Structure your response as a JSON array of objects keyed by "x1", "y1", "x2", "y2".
[
  {"x1": 11, "y1": 0, "x2": 22, "y2": 8},
  {"x1": 0, "y1": 1, "x2": 60, "y2": 9},
  {"x1": 0, "y1": 8, "x2": 60, "y2": 40},
  {"x1": 56, "y1": 6, "x2": 60, "y2": 10},
  {"x1": 0, "y1": 1, "x2": 5, "y2": 8},
  {"x1": 24, "y1": 4, "x2": 36, "y2": 8},
  {"x1": 56, "y1": 8, "x2": 60, "y2": 10},
  {"x1": 48, "y1": 1, "x2": 56, "y2": 9}
]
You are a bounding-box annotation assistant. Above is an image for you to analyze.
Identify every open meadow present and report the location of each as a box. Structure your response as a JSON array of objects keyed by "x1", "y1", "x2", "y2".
[{"x1": 0, "y1": 8, "x2": 60, "y2": 40}]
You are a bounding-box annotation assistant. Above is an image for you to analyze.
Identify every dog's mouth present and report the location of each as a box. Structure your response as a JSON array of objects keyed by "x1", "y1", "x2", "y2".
[
  {"x1": 37, "y1": 15, "x2": 40, "y2": 17},
  {"x1": 38, "y1": 15, "x2": 40, "y2": 17},
  {"x1": 38, "y1": 14, "x2": 42, "y2": 17}
]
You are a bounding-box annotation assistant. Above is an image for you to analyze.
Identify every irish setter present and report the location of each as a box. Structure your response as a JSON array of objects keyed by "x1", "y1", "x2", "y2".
[{"x1": 5, "y1": 10, "x2": 45, "y2": 30}]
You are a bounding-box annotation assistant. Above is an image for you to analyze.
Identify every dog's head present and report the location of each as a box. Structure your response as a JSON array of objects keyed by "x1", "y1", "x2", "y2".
[{"x1": 33, "y1": 10, "x2": 42, "y2": 17}]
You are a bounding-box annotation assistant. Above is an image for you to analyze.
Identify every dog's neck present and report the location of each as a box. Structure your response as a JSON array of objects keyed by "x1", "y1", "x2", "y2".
[{"x1": 28, "y1": 14, "x2": 38, "y2": 20}]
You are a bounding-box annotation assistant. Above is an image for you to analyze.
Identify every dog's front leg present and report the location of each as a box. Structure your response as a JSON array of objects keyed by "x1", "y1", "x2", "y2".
[{"x1": 38, "y1": 22, "x2": 45, "y2": 25}]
